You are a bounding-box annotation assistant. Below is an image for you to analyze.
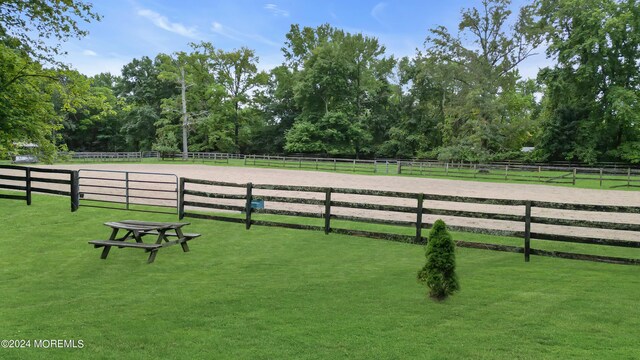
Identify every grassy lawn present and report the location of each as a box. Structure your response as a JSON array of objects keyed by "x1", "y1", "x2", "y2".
[{"x1": 1, "y1": 194, "x2": 640, "y2": 359}]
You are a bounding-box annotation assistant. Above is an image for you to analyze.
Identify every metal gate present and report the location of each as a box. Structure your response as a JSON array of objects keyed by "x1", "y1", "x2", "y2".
[{"x1": 78, "y1": 169, "x2": 178, "y2": 214}]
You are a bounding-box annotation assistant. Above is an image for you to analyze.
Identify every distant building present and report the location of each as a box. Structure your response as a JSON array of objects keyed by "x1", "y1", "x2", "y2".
[{"x1": 521, "y1": 147, "x2": 535, "y2": 153}]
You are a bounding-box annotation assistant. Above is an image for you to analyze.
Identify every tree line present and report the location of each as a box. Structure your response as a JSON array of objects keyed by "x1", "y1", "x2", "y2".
[{"x1": 1, "y1": 0, "x2": 639, "y2": 164}]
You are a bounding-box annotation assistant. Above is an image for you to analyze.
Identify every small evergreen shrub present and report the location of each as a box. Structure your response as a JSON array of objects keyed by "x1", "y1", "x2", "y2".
[{"x1": 417, "y1": 219, "x2": 459, "y2": 301}]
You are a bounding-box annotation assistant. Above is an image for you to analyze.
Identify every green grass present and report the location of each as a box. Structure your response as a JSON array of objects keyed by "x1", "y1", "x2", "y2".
[
  {"x1": 2, "y1": 194, "x2": 640, "y2": 359},
  {"x1": 207, "y1": 211, "x2": 640, "y2": 260}
]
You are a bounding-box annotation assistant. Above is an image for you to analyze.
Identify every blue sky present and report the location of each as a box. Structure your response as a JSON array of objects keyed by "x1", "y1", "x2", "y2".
[{"x1": 59, "y1": 0, "x2": 550, "y2": 78}]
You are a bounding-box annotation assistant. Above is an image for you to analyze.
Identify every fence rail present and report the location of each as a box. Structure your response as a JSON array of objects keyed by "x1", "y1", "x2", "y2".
[
  {"x1": 243, "y1": 154, "x2": 398, "y2": 174},
  {"x1": 398, "y1": 161, "x2": 640, "y2": 188},
  {"x1": 56, "y1": 151, "x2": 235, "y2": 163},
  {"x1": 0, "y1": 165, "x2": 79, "y2": 211},
  {"x1": 180, "y1": 177, "x2": 640, "y2": 265},
  {"x1": 58, "y1": 152, "x2": 143, "y2": 162}
]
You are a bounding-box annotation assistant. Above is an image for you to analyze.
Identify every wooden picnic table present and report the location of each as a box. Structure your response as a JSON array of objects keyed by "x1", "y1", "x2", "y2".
[{"x1": 88, "y1": 220, "x2": 200, "y2": 263}]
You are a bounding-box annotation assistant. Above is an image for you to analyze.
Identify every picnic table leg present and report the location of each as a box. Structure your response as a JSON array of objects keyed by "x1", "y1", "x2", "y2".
[
  {"x1": 147, "y1": 249, "x2": 158, "y2": 264},
  {"x1": 100, "y1": 246, "x2": 112, "y2": 260},
  {"x1": 133, "y1": 230, "x2": 144, "y2": 243},
  {"x1": 108, "y1": 228, "x2": 119, "y2": 240},
  {"x1": 180, "y1": 241, "x2": 190, "y2": 252},
  {"x1": 175, "y1": 228, "x2": 190, "y2": 252}
]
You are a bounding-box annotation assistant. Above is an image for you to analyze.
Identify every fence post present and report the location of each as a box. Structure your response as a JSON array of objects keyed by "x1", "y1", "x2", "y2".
[
  {"x1": 397, "y1": 162, "x2": 402, "y2": 175},
  {"x1": 245, "y1": 182, "x2": 253, "y2": 230},
  {"x1": 374, "y1": 160, "x2": 377, "y2": 174},
  {"x1": 386, "y1": 161, "x2": 389, "y2": 174},
  {"x1": 524, "y1": 201, "x2": 531, "y2": 262},
  {"x1": 627, "y1": 168, "x2": 631, "y2": 187},
  {"x1": 445, "y1": 162, "x2": 449, "y2": 175},
  {"x1": 178, "y1": 178, "x2": 185, "y2": 219},
  {"x1": 416, "y1": 193, "x2": 424, "y2": 243},
  {"x1": 573, "y1": 168, "x2": 577, "y2": 186},
  {"x1": 353, "y1": 159, "x2": 356, "y2": 172},
  {"x1": 243, "y1": 155, "x2": 247, "y2": 166},
  {"x1": 538, "y1": 166, "x2": 541, "y2": 182},
  {"x1": 125, "y1": 172, "x2": 130, "y2": 210},
  {"x1": 70, "y1": 170, "x2": 80, "y2": 212},
  {"x1": 324, "y1": 188, "x2": 332, "y2": 234},
  {"x1": 334, "y1": 159, "x2": 337, "y2": 171},
  {"x1": 599, "y1": 168, "x2": 603, "y2": 188},
  {"x1": 473, "y1": 164, "x2": 477, "y2": 178},
  {"x1": 316, "y1": 158, "x2": 319, "y2": 170},
  {"x1": 25, "y1": 167, "x2": 32, "y2": 206},
  {"x1": 505, "y1": 165, "x2": 509, "y2": 180}
]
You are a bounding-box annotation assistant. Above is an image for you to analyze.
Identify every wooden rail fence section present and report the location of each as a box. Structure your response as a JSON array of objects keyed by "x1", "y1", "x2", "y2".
[
  {"x1": 0, "y1": 165, "x2": 79, "y2": 211},
  {"x1": 180, "y1": 177, "x2": 640, "y2": 266},
  {"x1": 244, "y1": 154, "x2": 398, "y2": 174},
  {"x1": 57, "y1": 151, "x2": 233, "y2": 163},
  {"x1": 397, "y1": 161, "x2": 640, "y2": 188}
]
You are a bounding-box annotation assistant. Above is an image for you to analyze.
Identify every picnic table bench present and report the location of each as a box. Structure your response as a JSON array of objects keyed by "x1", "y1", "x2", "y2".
[{"x1": 88, "y1": 220, "x2": 200, "y2": 264}]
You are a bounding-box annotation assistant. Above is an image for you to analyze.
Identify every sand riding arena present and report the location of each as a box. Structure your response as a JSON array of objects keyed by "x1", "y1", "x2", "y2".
[{"x1": 25, "y1": 163, "x2": 640, "y2": 243}]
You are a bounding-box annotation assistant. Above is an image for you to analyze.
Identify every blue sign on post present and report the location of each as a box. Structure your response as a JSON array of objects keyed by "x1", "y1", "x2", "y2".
[{"x1": 251, "y1": 199, "x2": 264, "y2": 209}]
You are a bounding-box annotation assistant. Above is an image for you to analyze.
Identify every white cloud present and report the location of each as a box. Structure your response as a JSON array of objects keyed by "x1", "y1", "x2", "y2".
[
  {"x1": 371, "y1": 2, "x2": 387, "y2": 24},
  {"x1": 137, "y1": 8, "x2": 197, "y2": 38},
  {"x1": 264, "y1": 4, "x2": 289, "y2": 17},
  {"x1": 211, "y1": 22, "x2": 279, "y2": 47},
  {"x1": 82, "y1": 50, "x2": 98, "y2": 56},
  {"x1": 68, "y1": 55, "x2": 128, "y2": 76}
]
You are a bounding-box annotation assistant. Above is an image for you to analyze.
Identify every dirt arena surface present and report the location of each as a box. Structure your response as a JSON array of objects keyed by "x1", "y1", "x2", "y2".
[{"x1": 25, "y1": 163, "x2": 638, "y2": 242}]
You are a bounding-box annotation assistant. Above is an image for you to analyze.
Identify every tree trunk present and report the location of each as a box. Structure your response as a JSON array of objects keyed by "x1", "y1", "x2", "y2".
[
  {"x1": 181, "y1": 66, "x2": 188, "y2": 160},
  {"x1": 234, "y1": 101, "x2": 239, "y2": 152}
]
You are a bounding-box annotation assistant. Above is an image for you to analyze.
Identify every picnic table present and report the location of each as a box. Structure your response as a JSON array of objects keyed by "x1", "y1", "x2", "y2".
[{"x1": 88, "y1": 220, "x2": 200, "y2": 264}]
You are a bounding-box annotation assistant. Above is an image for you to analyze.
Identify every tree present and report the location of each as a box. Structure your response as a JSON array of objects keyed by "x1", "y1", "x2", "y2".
[
  {"x1": 197, "y1": 44, "x2": 267, "y2": 153},
  {"x1": 0, "y1": 1, "x2": 100, "y2": 158},
  {"x1": 534, "y1": 0, "x2": 640, "y2": 163},
  {"x1": 157, "y1": 51, "x2": 194, "y2": 159},
  {"x1": 252, "y1": 65, "x2": 301, "y2": 154},
  {"x1": 0, "y1": 0, "x2": 100, "y2": 64},
  {"x1": 0, "y1": 40, "x2": 57, "y2": 158},
  {"x1": 382, "y1": 56, "x2": 449, "y2": 158},
  {"x1": 423, "y1": 0, "x2": 543, "y2": 160},
  {"x1": 418, "y1": 220, "x2": 459, "y2": 301},
  {"x1": 284, "y1": 25, "x2": 395, "y2": 157},
  {"x1": 156, "y1": 44, "x2": 231, "y2": 155},
  {"x1": 152, "y1": 130, "x2": 179, "y2": 159},
  {"x1": 117, "y1": 56, "x2": 177, "y2": 151},
  {"x1": 58, "y1": 72, "x2": 123, "y2": 152}
]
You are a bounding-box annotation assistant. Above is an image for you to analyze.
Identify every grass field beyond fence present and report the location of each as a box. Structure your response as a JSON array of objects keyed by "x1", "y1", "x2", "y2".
[{"x1": 1, "y1": 194, "x2": 640, "y2": 359}]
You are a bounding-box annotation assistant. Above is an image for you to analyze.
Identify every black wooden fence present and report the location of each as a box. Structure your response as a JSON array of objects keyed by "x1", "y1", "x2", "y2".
[
  {"x1": 0, "y1": 165, "x2": 79, "y2": 211},
  {"x1": 179, "y1": 177, "x2": 640, "y2": 265}
]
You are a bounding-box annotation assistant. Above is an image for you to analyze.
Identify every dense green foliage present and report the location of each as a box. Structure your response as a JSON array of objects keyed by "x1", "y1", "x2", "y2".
[
  {"x1": 418, "y1": 220, "x2": 460, "y2": 300},
  {"x1": 0, "y1": 1, "x2": 103, "y2": 160},
  {"x1": 2, "y1": 0, "x2": 640, "y2": 163}
]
